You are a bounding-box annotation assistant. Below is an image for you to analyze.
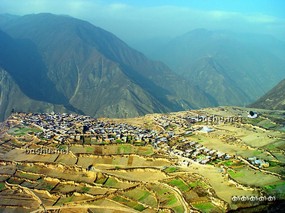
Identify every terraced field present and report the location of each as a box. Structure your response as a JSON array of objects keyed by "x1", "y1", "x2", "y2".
[
  {"x1": 0, "y1": 107, "x2": 284, "y2": 212},
  {"x1": 0, "y1": 135, "x2": 222, "y2": 212}
]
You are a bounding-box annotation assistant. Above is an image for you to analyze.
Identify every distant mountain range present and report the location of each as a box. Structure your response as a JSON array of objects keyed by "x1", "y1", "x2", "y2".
[
  {"x1": 151, "y1": 29, "x2": 285, "y2": 106},
  {"x1": 1, "y1": 14, "x2": 284, "y2": 121},
  {"x1": 250, "y1": 79, "x2": 285, "y2": 110},
  {"x1": 0, "y1": 13, "x2": 213, "y2": 121}
]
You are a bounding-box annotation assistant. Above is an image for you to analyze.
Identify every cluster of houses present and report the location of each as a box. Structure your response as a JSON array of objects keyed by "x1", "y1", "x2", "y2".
[
  {"x1": 153, "y1": 114, "x2": 189, "y2": 130},
  {"x1": 10, "y1": 112, "x2": 270, "y2": 170},
  {"x1": 247, "y1": 157, "x2": 269, "y2": 168},
  {"x1": 172, "y1": 141, "x2": 232, "y2": 166},
  {"x1": 12, "y1": 112, "x2": 158, "y2": 144}
]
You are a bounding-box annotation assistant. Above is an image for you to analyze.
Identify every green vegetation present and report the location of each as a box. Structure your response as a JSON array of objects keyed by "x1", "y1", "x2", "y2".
[
  {"x1": 252, "y1": 150, "x2": 262, "y2": 156},
  {"x1": 137, "y1": 146, "x2": 154, "y2": 156},
  {"x1": 263, "y1": 181, "x2": 285, "y2": 199},
  {"x1": 57, "y1": 145, "x2": 68, "y2": 151},
  {"x1": 85, "y1": 147, "x2": 94, "y2": 153},
  {"x1": 259, "y1": 120, "x2": 277, "y2": 129},
  {"x1": 188, "y1": 180, "x2": 208, "y2": 189},
  {"x1": 0, "y1": 182, "x2": 5, "y2": 191},
  {"x1": 7, "y1": 177, "x2": 23, "y2": 184},
  {"x1": 228, "y1": 170, "x2": 245, "y2": 178},
  {"x1": 166, "y1": 195, "x2": 178, "y2": 205},
  {"x1": 164, "y1": 167, "x2": 178, "y2": 173},
  {"x1": 210, "y1": 159, "x2": 222, "y2": 165},
  {"x1": 172, "y1": 206, "x2": 185, "y2": 213},
  {"x1": 8, "y1": 126, "x2": 42, "y2": 136},
  {"x1": 81, "y1": 186, "x2": 90, "y2": 193},
  {"x1": 123, "y1": 187, "x2": 157, "y2": 207},
  {"x1": 95, "y1": 173, "x2": 108, "y2": 185},
  {"x1": 138, "y1": 191, "x2": 151, "y2": 202},
  {"x1": 193, "y1": 202, "x2": 215, "y2": 213},
  {"x1": 36, "y1": 178, "x2": 55, "y2": 191},
  {"x1": 167, "y1": 178, "x2": 190, "y2": 192},
  {"x1": 149, "y1": 184, "x2": 182, "y2": 212},
  {"x1": 245, "y1": 117, "x2": 264, "y2": 126},
  {"x1": 112, "y1": 195, "x2": 146, "y2": 211},
  {"x1": 56, "y1": 196, "x2": 75, "y2": 206},
  {"x1": 222, "y1": 160, "x2": 234, "y2": 167},
  {"x1": 117, "y1": 144, "x2": 132, "y2": 154},
  {"x1": 16, "y1": 171, "x2": 41, "y2": 180},
  {"x1": 104, "y1": 177, "x2": 118, "y2": 187}
]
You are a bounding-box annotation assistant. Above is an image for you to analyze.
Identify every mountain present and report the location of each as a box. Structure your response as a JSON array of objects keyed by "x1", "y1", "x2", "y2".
[
  {"x1": 0, "y1": 29, "x2": 76, "y2": 121},
  {"x1": 152, "y1": 29, "x2": 285, "y2": 106},
  {"x1": 0, "y1": 14, "x2": 214, "y2": 121},
  {"x1": 250, "y1": 79, "x2": 285, "y2": 110}
]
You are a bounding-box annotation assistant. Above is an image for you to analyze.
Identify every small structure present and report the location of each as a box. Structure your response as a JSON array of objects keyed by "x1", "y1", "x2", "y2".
[
  {"x1": 248, "y1": 111, "x2": 258, "y2": 119},
  {"x1": 200, "y1": 126, "x2": 214, "y2": 133},
  {"x1": 87, "y1": 165, "x2": 95, "y2": 171}
]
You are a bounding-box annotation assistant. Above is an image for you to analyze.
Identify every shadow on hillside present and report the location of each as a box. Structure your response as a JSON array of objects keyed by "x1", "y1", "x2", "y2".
[{"x1": 0, "y1": 30, "x2": 83, "y2": 114}]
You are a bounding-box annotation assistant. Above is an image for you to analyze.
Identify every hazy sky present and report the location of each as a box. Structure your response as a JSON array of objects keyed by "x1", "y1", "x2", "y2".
[{"x1": 1, "y1": 0, "x2": 285, "y2": 44}]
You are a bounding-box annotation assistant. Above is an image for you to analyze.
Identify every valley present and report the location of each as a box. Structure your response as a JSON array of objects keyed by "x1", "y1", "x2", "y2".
[{"x1": 0, "y1": 107, "x2": 284, "y2": 212}]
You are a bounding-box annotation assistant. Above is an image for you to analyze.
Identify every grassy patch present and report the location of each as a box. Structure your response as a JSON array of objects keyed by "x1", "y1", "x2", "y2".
[
  {"x1": 36, "y1": 178, "x2": 55, "y2": 191},
  {"x1": 164, "y1": 167, "x2": 178, "y2": 173},
  {"x1": 210, "y1": 159, "x2": 222, "y2": 165},
  {"x1": 167, "y1": 178, "x2": 190, "y2": 192},
  {"x1": 188, "y1": 180, "x2": 208, "y2": 189},
  {"x1": 137, "y1": 146, "x2": 154, "y2": 156},
  {"x1": 222, "y1": 160, "x2": 234, "y2": 167},
  {"x1": 228, "y1": 170, "x2": 244, "y2": 178},
  {"x1": 263, "y1": 181, "x2": 285, "y2": 199},
  {"x1": 85, "y1": 147, "x2": 94, "y2": 153},
  {"x1": 95, "y1": 173, "x2": 108, "y2": 184},
  {"x1": 252, "y1": 150, "x2": 262, "y2": 156},
  {"x1": 81, "y1": 186, "x2": 90, "y2": 193},
  {"x1": 193, "y1": 202, "x2": 215, "y2": 213},
  {"x1": 57, "y1": 145, "x2": 68, "y2": 151},
  {"x1": 104, "y1": 177, "x2": 118, "y2": 187},
  {"x1": 172, "y1": 205, "x2": 185, "y2": 213},
  {"x1": 258, "y1": 120, "x2": 277, "y2": 129},
  {"x1": 116, "y1": 139, "x2": 122, "y2": 143},
  {"x1": 16, "y1": 171, "x2": 41, "y2": 180},
  {"x1": 197, "y1": 154, "x2": 206, "y2": 160},
  {"x1": 112, "y1": 195, "x2": 146, "y2": 212},
  {"x1": 123, "y1": 187, "x2": 157, "y2": 207},
  {"x1": 166, "y1": 195, "x2": 178, "y2": 206},
  {"x1": 7, "y1": 177, "x2": 23, "y2": 184},
  {"x1": 149, "y1": 185, "x2": 181, "y2": 208},
  {"x1": 117, "y1": 144, "x2": 132, "y2": 154},
  {"x1": 0, "y1": 182, "x2": 5, "y2": 191},
  {"x1": 133, "y1": 204, "x2": 146, "y2": 211},
  {"x1": 56, "y1": 196, "x2": 74, "y2": 206},
  {"x1": 8, "y1": 126, "x2": 42, "y2": 136}
]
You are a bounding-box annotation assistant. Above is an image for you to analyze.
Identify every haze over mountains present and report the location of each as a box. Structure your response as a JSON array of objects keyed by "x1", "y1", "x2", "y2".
[
  {"x1": 0, "y1": 13, "x2": 214, "y2": 121},
  {"x1": 251, "y1": 79, "x2": 285, "y2": 110},
  {"x1": 1, "y1": 13, "x2": 285, "y2": 121},
  {"x1": 149, "y1": 29, "x2": 285, "y2": 106}
]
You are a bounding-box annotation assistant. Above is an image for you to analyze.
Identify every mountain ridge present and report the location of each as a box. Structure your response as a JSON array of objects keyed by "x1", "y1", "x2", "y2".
[
  {"x1": 250, "y1": 79, "x2": 285, "y2": 110},
  {"x1": 151, "y1": 28, "x2": 285, "y2": 106},
  {"x1": 0, "y1": 13, "x2": 214, "y2": 121}
]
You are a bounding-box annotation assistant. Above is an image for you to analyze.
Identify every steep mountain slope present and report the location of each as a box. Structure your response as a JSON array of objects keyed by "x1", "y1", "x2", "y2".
[
  {"x1": 0, "y1": 30, "x2": 77, "y2": 120},
  {"x1": 0, "y1": 67, "x2": 71, "y2": 121},
  {"x1": 250, "y1": 79, "x2": 285, "y2": 110},
  {"x1": 187, "y1": 56, "x2": 252, "y2": 105},
  {"x1": 0, "y1": 14, "x2": 213, "y2": 120},
  {"x1": 153, "y1": 29, "x2": 285, "y2": 106}
]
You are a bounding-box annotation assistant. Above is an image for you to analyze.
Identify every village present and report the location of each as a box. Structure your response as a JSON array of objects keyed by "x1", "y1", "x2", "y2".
[
  {"x1": 8, "y1": 111, "x2": 270, "y2": 169},
  {"x1": 1, "y1": 109, "x2": 283, "y2": 212}
]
